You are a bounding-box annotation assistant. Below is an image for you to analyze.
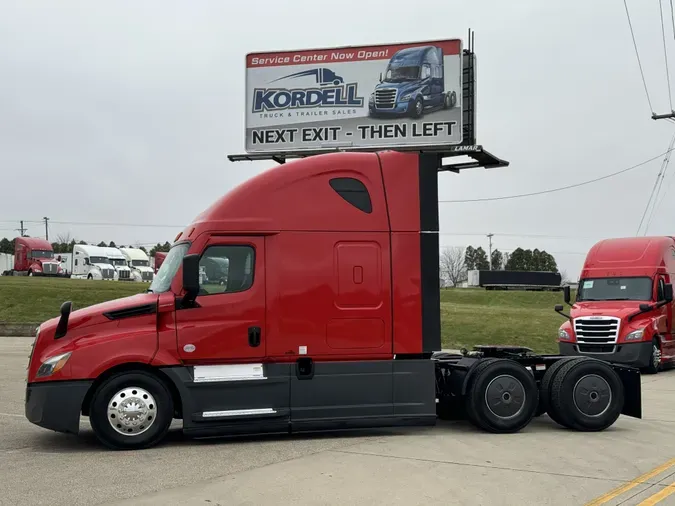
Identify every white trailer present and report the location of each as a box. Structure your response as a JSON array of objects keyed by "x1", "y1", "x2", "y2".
[
  {"x1": 70, "y1": 244, "x2": 117, "y2": 280},
  {"x1": 102, "y1": 247, "x2": 132, "y2": 281},
  {"x1": 120, "y1": 247, "x2": 154, "y2": 282}
]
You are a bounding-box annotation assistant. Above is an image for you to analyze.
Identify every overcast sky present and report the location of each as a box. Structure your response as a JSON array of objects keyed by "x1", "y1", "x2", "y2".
[{"x1": 1, "y1": 0, "x2": 675, "y2": 279}]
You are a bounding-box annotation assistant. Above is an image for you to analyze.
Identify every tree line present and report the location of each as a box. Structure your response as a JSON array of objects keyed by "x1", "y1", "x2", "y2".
[
  {"x1": 0, "y1": 234, "x2": 172, "y2": 257},
  {"x1": 440, "y1": 245, "x2": 560, "y2": 287}
]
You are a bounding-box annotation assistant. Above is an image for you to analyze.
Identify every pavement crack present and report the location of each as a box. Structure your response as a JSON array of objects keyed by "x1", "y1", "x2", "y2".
[{"x1": 332, "y1": 449, "x2": 645, "y2": 485}]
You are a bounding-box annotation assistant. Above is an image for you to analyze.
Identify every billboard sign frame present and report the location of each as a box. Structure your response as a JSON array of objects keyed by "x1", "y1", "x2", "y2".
[{"x1": 244, "y1": 38, "x2": 467, "y2": 155}]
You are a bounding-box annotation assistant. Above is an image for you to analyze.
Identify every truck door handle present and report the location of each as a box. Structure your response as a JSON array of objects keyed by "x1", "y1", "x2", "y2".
[{"x1": 248, "y1": 326, "x2": 261, "y2": 347}]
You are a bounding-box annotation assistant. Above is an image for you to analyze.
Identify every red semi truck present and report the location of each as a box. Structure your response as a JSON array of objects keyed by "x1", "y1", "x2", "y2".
[
  {"x1": 25, "y1": 151, "x2": 642, "y2": 450},
  {"x1": 2, "y1": 237, "x2": 66, "y2": 277},
  {"x1": 153, "y1": 251, "x2": 166, "y2": 274},
  {"x1": 557, "y1": 236, "x2": 675, "y2": 374}
]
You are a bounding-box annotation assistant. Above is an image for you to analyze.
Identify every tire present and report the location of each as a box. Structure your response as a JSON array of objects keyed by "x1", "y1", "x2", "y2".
[
  {"x1": 538, "y1": 357, "x2": 591, "y2": 425},
  {"x1": 549, "y1": 358, "x2": 624, "y2": 432},
  {"x1": 643, "y1": 337, "x2": 661, "y2": 375},
  {"x1": 464, "y1": 358, "x2": 539, "y2": 433},
  {"x1": 411, "y1": 96, "x2": 424, "y2": 119},
  {"x1": 443, "y1": 91, "x2": 457, "y2": 109},
  {"x1": 89, "y1": 371, "x2": 174, "y2": 450}
]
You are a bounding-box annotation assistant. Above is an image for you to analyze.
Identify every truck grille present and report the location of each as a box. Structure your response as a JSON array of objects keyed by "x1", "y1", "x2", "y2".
[
  {"x1": 375, "y1": 88, "x2": 397, "y2": 108},
  {"x1": 574, "y1": 316, "x2": 620, "y2": 344},
  {"x1": 119, "y1": 270, "x2": 130, "y2": 279},
  {"x1": 43, "y1": 263, "x2": 57, "y2": 274},
  {"x1": 102, "y1": 268, "x2": 114, "y2": 279},
  {"x1": 141, "y1": 271, "x2": 153, "y2": 281}
]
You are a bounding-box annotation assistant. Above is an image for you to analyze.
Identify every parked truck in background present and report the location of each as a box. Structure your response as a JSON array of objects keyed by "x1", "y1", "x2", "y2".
[
  {"x1": 557, "y1": 236, "x2": 675, "y2": 374},
  {"x1": 153, "y1": 251, "x2": 166, "y2": 275},
  {"x1": 103, "y1": 247, "x2": 132, "y2": 281},
  {"x1": 120, "y1": 247, "x2": 154, "y2": 282},
  {"x1": 70, "y1": 244, "x2": 117, "y2": 280},
  {"x1": 368, "y1": 45, "x2": 456, "y2": 119},
  {"x1": 1, "y1": 237, "x2": 67, "y2": 277},
  {"x1": 468, "y1": 270, "x2": 562, "y2": 291},
  {"x1": 24, "y1": 151, "x2": 642, "y2": 450}
]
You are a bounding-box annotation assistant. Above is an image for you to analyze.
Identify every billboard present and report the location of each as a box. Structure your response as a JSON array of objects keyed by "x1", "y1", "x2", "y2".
[{"x1": 245, "y1": 39, "x2": 464, "y2": 154}]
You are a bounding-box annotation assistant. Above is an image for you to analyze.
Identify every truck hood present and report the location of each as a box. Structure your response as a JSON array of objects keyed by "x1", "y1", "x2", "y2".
[
  {"x1": 376, "y1": 81, "x2": 424, "y2": 95},
  {"x1": 40, "y1": 292, "x2": 159, "y2": 334},
  {"x1": 92, "y1": 262, "x2": 115, "y2": 270},
  {"x1": 570, "y1": 301, "x2": 648, "y2": 320},
  {"x1": 34, "y1": 258, "x2": 58, "y2": 265},
  {"x1": 132, "y1": 265, "x2": 154, "y2": 273}
]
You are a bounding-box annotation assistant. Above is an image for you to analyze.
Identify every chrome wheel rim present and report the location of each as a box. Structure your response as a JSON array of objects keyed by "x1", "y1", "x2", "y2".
[
  {"x1": 653, "y1": 344, "x2": 661, "y2": 370},
  {"x1": 107, "y1": 386, "x2": 157, "y2": 436}
]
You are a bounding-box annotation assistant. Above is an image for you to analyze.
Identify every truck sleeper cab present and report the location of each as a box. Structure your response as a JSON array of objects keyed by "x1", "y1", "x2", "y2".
[
  {"x1": 368, "y1": 45, "x2": 456, "y2": 119},
  {"x1": 557, "y1": 236, "x2": 675, "y2": 374},
  {"x1": 1, "y1": 237, "x2": 65, "y2": 277},
  {"x1": 103, "y1": 247, "x2": 132, "y2": 281},
  {"x1": 121, "y1": 247, "x2": 154, "y2": 282},
  {"x1": 70, "y1": 244, "x2": 117, "y2": 280},
  {"x1": 25, "y1": 151, "x2": 643, "y2": 450}
]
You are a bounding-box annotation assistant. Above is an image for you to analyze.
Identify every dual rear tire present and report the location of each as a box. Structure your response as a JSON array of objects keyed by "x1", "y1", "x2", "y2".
[{"x1": 464, "y1": 356, "x2": 624, "y2": 433}]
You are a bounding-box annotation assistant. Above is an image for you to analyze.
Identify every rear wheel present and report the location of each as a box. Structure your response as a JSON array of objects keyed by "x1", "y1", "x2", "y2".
[
  {"x1": 549, "y1": 358, "x2": 624, "y2": 431},
  {"x1": 89, "y1": 371, "x2": 174, "y2": 450},
  {"x1": 538, "y1": 357, "x2": 590, "y2": 424},
  {"x1": 464, "y1": 358, "x2": 538, "y2": 433}
]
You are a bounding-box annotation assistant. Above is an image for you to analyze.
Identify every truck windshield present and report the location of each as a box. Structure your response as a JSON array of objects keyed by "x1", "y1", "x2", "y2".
[
  {"x1": 132, "y1": 260, "x2": 149, "y2": 267},
  {"x1": 148, "y1": 243, "x2": 189, "y2": 293},
  {"x1": 90, "y1": 256, "x2": 109, "y2": 264},
  {"x1": 31, "y1": 250, "x2": 54, "y2": 259},
  {"x1": 384, "y1": 66, "x2": 419, "y2": 82},
  {"x1": 110, "y1": 259, "x2": 126, "y2": 266},
  {"x1": 577, "y1": 277, "x2": 653, "y2": 302}
]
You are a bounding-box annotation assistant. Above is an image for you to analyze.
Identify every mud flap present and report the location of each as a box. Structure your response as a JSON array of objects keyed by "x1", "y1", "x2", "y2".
[{"x1": 612, "y1": 363, "x2": 642, "y2": 419}]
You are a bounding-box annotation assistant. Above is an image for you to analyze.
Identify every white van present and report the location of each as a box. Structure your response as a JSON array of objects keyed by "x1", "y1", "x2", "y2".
[
  {"x1": 71, "y1": 245, "x2": 117, "y2": 280},
  {"x1": 120, "y1": 247, "x2": 154, "y2": 282}
]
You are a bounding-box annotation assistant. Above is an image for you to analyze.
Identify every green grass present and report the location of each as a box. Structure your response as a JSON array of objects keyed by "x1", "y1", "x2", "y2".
[
  {"x1": 0, "y1": 277, "x2": 570, "y2": 353},
  {"x1": 0, "y1": 277, "x2": 147, "y2": 324},
  {"x1": 440, "y1": 288, "x2": 572, "y2": 353}
]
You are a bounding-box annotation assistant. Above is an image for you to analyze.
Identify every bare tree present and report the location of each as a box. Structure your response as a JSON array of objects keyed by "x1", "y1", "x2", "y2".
[
  {"x1": 55, "y1": 232, "x2": 73, "y2": 244},
  {"x1": 440, "y1": 246, "x2": 467, "y2": 287}
]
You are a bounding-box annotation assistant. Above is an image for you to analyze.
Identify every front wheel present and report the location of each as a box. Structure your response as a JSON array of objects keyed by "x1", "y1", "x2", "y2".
[
  {"x1": 89, "y1": 371, "x2": 174, "y2": 450},
  {"x1": 643, "y1": 338, "x2": 661, "y2": 375},
  {"x1": 411, "y1": 96, "x2": 424, "y2": 119}
]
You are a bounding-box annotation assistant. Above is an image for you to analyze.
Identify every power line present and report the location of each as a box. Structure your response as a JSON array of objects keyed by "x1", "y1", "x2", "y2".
[
  {"x1": 24, "y1": 220, "x2": 185, "y2": 229},
  {"x1": 637, "y1": 133, "x2": 675, "y2": 234},
  {"x1": 440, "y1": 148, "x2": 675, "y2": 203},
  {"x1": 624, "y1": 0, "x2": 655, "y2": 113}
]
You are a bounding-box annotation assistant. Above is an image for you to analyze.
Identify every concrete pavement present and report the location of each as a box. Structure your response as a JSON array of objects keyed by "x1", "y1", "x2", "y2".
[{"x1": 2, "y1": 336, "x2": 675, "y2": 506}]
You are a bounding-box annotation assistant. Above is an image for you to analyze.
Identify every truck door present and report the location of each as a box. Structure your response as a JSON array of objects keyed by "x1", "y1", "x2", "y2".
[
  {"x1": 658, "y1": 276, "x2": 675, "y2": 358},
  {"x1": 175, "y1": 236, "x2": 267, "y2": 362}
]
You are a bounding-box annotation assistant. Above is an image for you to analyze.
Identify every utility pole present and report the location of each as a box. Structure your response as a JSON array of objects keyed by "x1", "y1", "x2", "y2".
[
  {"x1": 43, "y1": 216, "x2": 49, "y2": 241},
  {"x1": 487, "y1": 233, "x2": 494, "y2": 270},
  {"x1": 16, "y1": 221, "x2": 27, "y2": 237}
]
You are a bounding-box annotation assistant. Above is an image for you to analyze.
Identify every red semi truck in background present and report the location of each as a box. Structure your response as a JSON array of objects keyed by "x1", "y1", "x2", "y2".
[
  {"x1": 2, "y1": 237, "x2": 67, "y2": 277},
  {"x1": 557, "y1": 236, "x2": 675, "y2": 374},
  {"x1": 25, "y1": 151, "x2": 643, "y2": 450},
  {"x1": 153, "y1": 251, "x2": 166, "y2": 274}
]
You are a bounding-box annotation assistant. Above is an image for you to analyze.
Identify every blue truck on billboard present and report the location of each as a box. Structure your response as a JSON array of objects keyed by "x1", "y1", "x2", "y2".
[{"x1": 368, "y1": 45, "x2": 457, "y2": 119}]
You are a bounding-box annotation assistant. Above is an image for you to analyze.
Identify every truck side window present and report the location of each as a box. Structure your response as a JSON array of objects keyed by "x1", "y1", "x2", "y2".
[
  {"x1": 658, "y1": 278, "x2": 666, "y2": 301},
  {"x1": 199, "y1": 245, "x2": 254, "y2": 295},
  {"x1": 329, "y1": 177, "x2": 372, "y2": 214}
]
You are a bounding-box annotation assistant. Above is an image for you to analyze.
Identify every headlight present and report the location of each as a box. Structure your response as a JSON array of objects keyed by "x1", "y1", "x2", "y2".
[
  {"x1": 36, "y1": 352, "x2": 72, "y2": 378},
  {"x1": 401, "y1": 94, "x2": 412, "y2": 101},
  {"x1": 625, "y1": 329, "x2": 645, "y2": 341},
  {"x1": 558, "y1": 329, "x2": 571, "y2": 340},
  {"x1": 369, "y1": 94, "x2": 374, "y2": 103}
]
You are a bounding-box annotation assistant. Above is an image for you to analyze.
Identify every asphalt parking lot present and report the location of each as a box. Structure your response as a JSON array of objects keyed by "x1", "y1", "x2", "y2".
[{"x1": 2, "y1": 336, "x2": 675, "y2": 506}]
